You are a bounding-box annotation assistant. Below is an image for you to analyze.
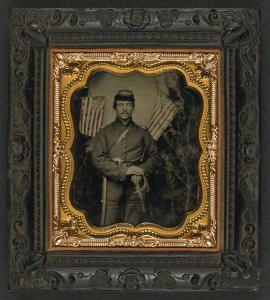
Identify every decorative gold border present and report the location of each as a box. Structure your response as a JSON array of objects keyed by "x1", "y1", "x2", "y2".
[{"x1": 48, "y1": 49, "x2": 222, "y2": 251}]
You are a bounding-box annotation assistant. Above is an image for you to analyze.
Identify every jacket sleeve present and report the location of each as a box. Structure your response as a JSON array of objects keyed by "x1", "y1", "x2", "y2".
[
  {"x1": 139, "y1": 129, "x2": 160, "y2": 176},
  {"x1": 92, "y1": 128, "x2": 128, "y2": 181}
]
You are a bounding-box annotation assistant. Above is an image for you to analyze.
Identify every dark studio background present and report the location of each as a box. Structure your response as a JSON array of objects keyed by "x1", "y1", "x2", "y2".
[{"x1": 1, "y1": 0, "x2": 270, "y2": 300}]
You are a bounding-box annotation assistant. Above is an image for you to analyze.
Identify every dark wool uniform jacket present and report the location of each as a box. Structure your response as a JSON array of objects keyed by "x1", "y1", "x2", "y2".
[{"x1": 92, "y1": 118, "x2": 159, "y2": 181}]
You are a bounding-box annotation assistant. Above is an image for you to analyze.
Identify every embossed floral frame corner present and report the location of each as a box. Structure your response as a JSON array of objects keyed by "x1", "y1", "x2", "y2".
[{"x1": 9, "y1": 8, "x2": 260, "y2": 291}]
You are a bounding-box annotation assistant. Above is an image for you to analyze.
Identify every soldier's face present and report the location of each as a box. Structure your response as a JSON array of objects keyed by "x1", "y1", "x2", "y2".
[{"x1": 115, "y1": 100, "x2": 134, "y2": 122}]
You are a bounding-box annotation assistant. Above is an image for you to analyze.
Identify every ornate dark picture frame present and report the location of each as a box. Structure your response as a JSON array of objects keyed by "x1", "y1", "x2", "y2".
[{"x1": 9, "y1": 8, "x2": 260, "y2": 290}]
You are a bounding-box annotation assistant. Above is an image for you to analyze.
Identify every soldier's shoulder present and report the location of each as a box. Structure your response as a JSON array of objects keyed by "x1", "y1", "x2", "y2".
[
  {"x1": 96, "y1": 123, "x2": 111, "y2": 136},
  {"x1": 97, "y1": 125, "x2": 107, "y2": 133},
  {"x1": 134, "y1": 123, "x2": 148, "y2": 130},
  {"x1": 100, "y1": 121, "x2": 114, "y2": 130}
]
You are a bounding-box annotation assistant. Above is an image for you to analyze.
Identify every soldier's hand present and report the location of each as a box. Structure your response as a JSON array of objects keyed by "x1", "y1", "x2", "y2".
[
  {"x1": 131, "y1": 175, "x2": 142, "y2": 184},
  {"x1": 85, "y1": 139, "x2": 94, "y2": 153},
  {"x1": 126, "y1": 166, "x2": 144, "y2": 176}
]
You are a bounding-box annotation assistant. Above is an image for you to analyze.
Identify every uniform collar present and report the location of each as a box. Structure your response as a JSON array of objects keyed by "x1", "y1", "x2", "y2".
[{"x1": 115, "y1": 117, "x2": 134, "y2": 126}]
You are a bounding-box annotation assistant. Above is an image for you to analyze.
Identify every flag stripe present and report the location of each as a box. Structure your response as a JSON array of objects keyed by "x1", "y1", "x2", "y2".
[
  {"x1": 87, "y1": 109, "x2": 93, "y2": 136},
  {"x1": 86, "y1": 109, "x2": 92, "y2": 135},
  {"x1": 151, "y1": 108, "x2": 174, "y2": 133},
  {"x1": 151, "y1": 110, "x2": 175, "y2": 137},
  {"x1": 79, "y1": 96, "x2": 105, "y2": 137},
  {"x1": 149, "y1": 107, "x2": 163, "y2": 131},
  {"x1": 149, "y1": 101, "x2": 175, "y2": 129},
  {"x1": 149, "y1": 100, "x2": 178, "y2": 140},
  {"x1": 96, "y1": 109, "x2": 103, "y2": 136},
  {"x1": 97, "y1": 109, "x2": 103, "y2": 132},
  {"x1": 149, "y1": 103, "x2": 164, "y2": 129},
  {"x1": 151, "y1": 109, "x2": 177, "y2": 140},
  {"x1": 92, "y1": 109, "x2": 99, "y2": 136},
  {"x1": 149, "y1": 101, "x2": 176, "y2": 132},
  {"x1": 85, "y1": 102, "x2": 93, "y2": 135},
  {"x1": 149, "y1": 103, "x2": 161, "y2": 127},
  {"x1": 92, "y1": 109, "x2": 98, "y2": 136}
]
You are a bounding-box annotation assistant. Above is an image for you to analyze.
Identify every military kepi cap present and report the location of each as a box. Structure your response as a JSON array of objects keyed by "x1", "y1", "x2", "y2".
[{"x1": 114, "y1": 90, "x2": 135, "y2": 102}]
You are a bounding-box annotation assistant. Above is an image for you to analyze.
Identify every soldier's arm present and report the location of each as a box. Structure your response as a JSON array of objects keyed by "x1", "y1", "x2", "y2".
[
  {"x1": 92, "y1": 128, "x2": 128, "y2": 181},
  {"x1": 139, "y1": 129, "x2": 160, "y2": 176}
]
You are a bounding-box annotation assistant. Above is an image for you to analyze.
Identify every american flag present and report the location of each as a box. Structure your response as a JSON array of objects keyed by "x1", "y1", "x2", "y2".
[
  {"x1": 149, "y1": 92, "x2": 178, "y2": 141},
  {"x1": 79, "y1": 96, "x2": 105, "y2": 137}
]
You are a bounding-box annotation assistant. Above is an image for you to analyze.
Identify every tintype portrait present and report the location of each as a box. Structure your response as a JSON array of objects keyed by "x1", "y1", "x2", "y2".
[{"x1": 70, "y1": 71, "x2": 202, "y2": 228}]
